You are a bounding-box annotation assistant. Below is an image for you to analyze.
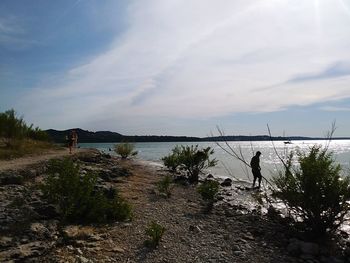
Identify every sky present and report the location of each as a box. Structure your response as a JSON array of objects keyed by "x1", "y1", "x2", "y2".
[{"x1": 1, "y1": 0, "x2": 350, "y2": 137}]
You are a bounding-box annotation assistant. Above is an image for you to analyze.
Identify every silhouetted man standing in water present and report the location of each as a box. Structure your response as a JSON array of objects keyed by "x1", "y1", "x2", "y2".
[{"x1": 250, "y1": 151, "x2": 262, "y2": 189}]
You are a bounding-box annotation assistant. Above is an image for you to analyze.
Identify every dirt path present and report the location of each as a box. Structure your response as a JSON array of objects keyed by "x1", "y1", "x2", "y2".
[{"x1": 0, "y1": 148, "x2": 89, "y2": 172}]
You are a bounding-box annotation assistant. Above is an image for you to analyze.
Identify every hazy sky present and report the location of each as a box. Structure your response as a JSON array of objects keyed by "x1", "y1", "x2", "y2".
[{"x1": 1, "y1": 0, "x2": 350, "y2": 137}]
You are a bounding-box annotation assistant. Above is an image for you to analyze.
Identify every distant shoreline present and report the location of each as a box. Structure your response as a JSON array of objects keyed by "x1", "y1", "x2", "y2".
[{"x1": 46, "y1": 128, "x2": 350, "y2": 143}]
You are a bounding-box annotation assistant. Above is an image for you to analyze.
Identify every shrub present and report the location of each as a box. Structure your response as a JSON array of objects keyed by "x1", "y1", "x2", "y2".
[
  {"x1": 27, "y1": 127, "x2": 50, "y2": 141},
  {"x1": 144, "y1": 221, "x2": 166, "y2": 248},
  {"x1": 197, "y1": 180, "x2": 220, "y2": 211},
  {"x1": 0, "y1": 109, "x2": 49, "y2": 149},
  {"x1": 41, "y1": 158, "x2": 132, "y2": 223},
  {"x1": 272, "y1": 145, "x2": 350, "y2": 236},
  {"x1": 178, "y1": 145, "x2": 217, "y2": 183},
  {"x1": 162, "y1": 146, "x2": 181, "y2": 172},
  {"x1": 0, "y1": 139, "x2": 54, "y2": 160},
  {"x1": 156, "y1": 175, "x2": 173, "y2": 197},
  {"x1": 114, "y1": 142, "x2": 138, "y2": 159}
]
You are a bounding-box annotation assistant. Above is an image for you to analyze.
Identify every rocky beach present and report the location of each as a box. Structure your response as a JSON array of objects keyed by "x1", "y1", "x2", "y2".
[{"x1": 0, "y1": 149, "x2": 348, "y2": 263}]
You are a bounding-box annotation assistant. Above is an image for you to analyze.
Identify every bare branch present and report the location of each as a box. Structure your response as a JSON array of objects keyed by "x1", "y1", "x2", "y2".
[{"x1": 325, "y1": 120, "x2": 337, "y2": 150}]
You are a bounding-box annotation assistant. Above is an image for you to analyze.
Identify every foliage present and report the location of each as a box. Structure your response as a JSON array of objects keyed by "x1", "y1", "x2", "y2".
[
  {"x1": 0, "y1": 109, "x2": 27, "y2": 142},
  {"x1": 272, "y1": 145, "x2": 350, "y2": 236},
  {"x1": 114, "y1": 142, "x2": 138, "y2": 159},
  {"x1": 197, "y1": 180, "x2": 220, "y2": 211},
  {"x1": 162, "y1": 146, "x2": 181, "y2": 172},
  {"x1": 156, "y1": 175, "x2": 173, "y2": 198},
  {"x1": 144, "y1": 221, "x2": 166, "y2": 248},
  {"x1": 0, "y1": 139, "x2": 55, "y2": 160},
  {"x1": 0, "y1": 109, "x2": 50, "y2": 158},
  {"x1": 41, "y1": 158, "x2": 132, "y2": 223},
  {"x1": 178, "y1": 145, "x2": 218, "y2": 183},
  {"x1": 27, "y1": 127, "x2": 49, "y2": 141}
]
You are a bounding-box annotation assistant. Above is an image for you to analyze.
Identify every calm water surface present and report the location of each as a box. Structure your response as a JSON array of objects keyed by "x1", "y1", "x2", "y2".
[{"x1": 80, "y1": 140, "x2": 350, "y2": 180}]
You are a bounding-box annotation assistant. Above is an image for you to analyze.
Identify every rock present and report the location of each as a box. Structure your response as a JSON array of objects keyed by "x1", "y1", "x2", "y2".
[
  {"x1": 324, "y1": 256, "x2": 344, "y2": 263},
  {"x1": 78, "y1": 154, "x2": 101, "y2": 163},
  {"x1": 242, "y1": 232, "x2": 254, "y2": 241},
  {"x1": 112, "y1": 246, "x2": 125, "y2": 253},
  {"x1": 0, "y1": 174, "x2": 24, "y2": 185},
  {"x1": 221, "y1": 178, "x2": 232, "y2": 187},
  {"x1": 174, "y1": 175, "x2": 188, "y2": 185},
  {"x1": 88, "y1": 234, "x2": 102, "y2": 242},
  {"x1": 11, "y1": 241, "x2": 50, "y2": 260},
  {"x1": 99, "y1": 169, "x2": 114, "y2": 181},
  {"x1": 216, "y1": 195, "x2": 224, "y2": 201},
  {"x1": 300, "y1": 241, "x2": 319, "y2": 256},
  {"x1": 232, "y1": 244, "x2": 241, "y2": 252},
  {"x1": 77, "y1": 255, "x2": 90, "y2": 263},
  {"x1": 300, "y1": 254, "x2": 315, "y2": 260},
  {"x1": 63, "y1": 225, "x2": 80, "y2": 239},
  {"x1": 29, "y1": 223, "x2": 50, "y2": 238},
  {"x1": 0, "y1": 236, "x2": 13, "y2": 247},
  {"x1": 102, "y1": 153, "x2": 112, "y2": 159},
  {"x1": 207, "y1": 174, "x2": 214, "y2": 179},
  {"x1": 287, "y1": 240, "x2": 300, "y2": 256},
  {"x1": 287, "y1": 239, "x2": 318, "y2": 257},
  {"x1": 111, "y1": 167, "x2": 131, "y2": 177},
  {"x1": 189, "y1": 225, "x2": 201, "y2": 233}
]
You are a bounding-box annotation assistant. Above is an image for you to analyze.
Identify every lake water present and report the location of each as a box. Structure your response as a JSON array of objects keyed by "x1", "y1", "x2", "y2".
[{"x1": 80, "y1": 140, "x2": 350, "y2": 181}]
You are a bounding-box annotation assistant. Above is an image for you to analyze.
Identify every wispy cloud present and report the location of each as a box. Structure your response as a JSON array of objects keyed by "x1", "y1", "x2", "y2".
[
  {"x1": 320, "y1": 106, "x2": 350, "y2": 112},
  {"x1": 16, "y1": 0, "x2": 350, "y2": 133},
  {"x1": 0, "y1": 16, "x2": 39, "y2": 49},
  {"x1": 287, "y1": 61, "x2": 350, "y2": 83}
]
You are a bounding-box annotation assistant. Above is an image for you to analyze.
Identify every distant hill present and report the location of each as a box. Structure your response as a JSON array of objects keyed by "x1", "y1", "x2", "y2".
[
  {"x1": 46, "y1": 129, "x2": 123, "y2": 143},
  {"x1": 46, "y1": 128, "x2": 350, "y2": 143},
  {"x1": 46, "y1": 129, "x2": 201, "y2": 143}
]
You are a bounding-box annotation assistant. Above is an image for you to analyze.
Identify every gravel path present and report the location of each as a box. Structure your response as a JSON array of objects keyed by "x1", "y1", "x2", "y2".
[{"x1": 0, "y1": 148, "x2": 88, "y2": 172}]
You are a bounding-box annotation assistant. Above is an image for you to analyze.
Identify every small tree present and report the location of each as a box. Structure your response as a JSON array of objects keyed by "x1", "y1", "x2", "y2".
[
  {"x1": 144, "y1": 221, "x2": 166, "y2": 248},
  {"x1": 272, "y1": 145, "x2": 350, "y2": 236},
  {"x1": 178, "y1": 145, "x2": 217, "y2": 183},
  {"x1": 162, "y1": 146, "x2": 181, "y2": 172},
  {"x1": 114, "y1": 142, "x2": 138, "y2": 159},
  {"x1": 156, "y1": 175, "x2": 173, "y2": 198},
  {"x1": 197, "y1": 180, "x2": 220, "y2": 212}
]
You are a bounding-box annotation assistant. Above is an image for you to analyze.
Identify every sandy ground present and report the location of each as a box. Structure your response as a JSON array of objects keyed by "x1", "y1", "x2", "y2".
[{"x1": 0, "y1": 148, "x2": 88, "y2": 172}]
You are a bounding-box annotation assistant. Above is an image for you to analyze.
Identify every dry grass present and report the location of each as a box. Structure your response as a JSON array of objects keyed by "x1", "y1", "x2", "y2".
[{"x1": 0, "y1": 138, "x2": 59, "y2": 160}]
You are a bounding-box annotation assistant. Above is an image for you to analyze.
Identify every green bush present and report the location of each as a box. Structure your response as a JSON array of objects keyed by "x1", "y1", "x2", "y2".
[
  {"x1": 114, "y1": 142, "x2": 138, "y2": 159},
  {"x1": 178, "y1": 145, "x2": 217, "y2": 183},
  {"x1": 27, "y1": 127, "x2": 49, "y2": 141},
  {"x1": 0, "y1": 109, "x2": 49, "y2": 148},
  {"x1": 162, "y1": 146, "x2": 181, "y2": 172},
  {"x1": 156, "y1": 175, "x2": 173, "y2": 198},
  {"x1": 197, "y1": 180, "x2": 220, "y2": 211},
  {"x1": 144, "y1": 221, "x2": 166, "y2": 248},
  {"x1": 272, "y1": 145, "x2": 350, "y2": 236},
  {"x1": 41, "y1": 158, "x2": 132, "y2": 223}
]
